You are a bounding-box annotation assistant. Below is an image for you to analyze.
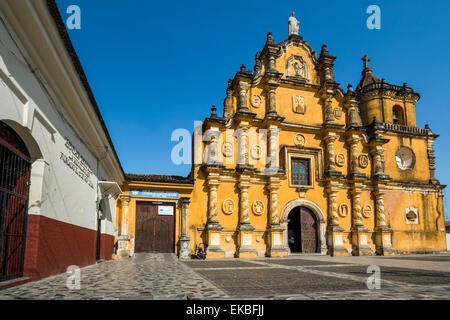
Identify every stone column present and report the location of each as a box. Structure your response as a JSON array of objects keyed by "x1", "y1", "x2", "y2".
[
  {"x1": 205, "y1": 128, "x2": 221, "y2": 165},
  {"x1": 237, "y1": 122, "x2": 251, "y2": 169},
  {"x1": 324, "y1": 90, "x2": 335, "y2": 124},
  {"x1": 351, "y1": 186, "x2": 364, "y2": 227},
  {"x1": 348, "y1": 135, "x2": 361, "y2": 176},
  {"x1": 267, "y1": 82, "x2": 279, "y2": 115},
  {"x1": 237, "y1": 176, "x2": 257, "y2": 258},
  {"x1": 370, "y1": 146, "x2": 385, "y2": 176},
  {"x1": 326, "y1": 182, "x2": 347, "y2": 256},
  {"x1": 223, "y1": 82, "x2": 233, "y2": 118},
  {"x1": 374, "y1": 190, "x2": 387, "y2": 228},
  {"x1": 350, "y1": 184, "x2": 372, "y2": 256},
  {"x1": 267, "y1": 178, "x2": 288, "y2": 257},
  {"x1": 117, "y1": 194, "x2": 131, "y2": 258},
  {"x1": 327, "y1": 185, "x2": 339, "y2": 227},
  {"x1": 238, "y1": 81, "x2": 250, "y2": 113},
  {"x1": 206, "y1": 175, "x2": 221, "y2": 229},
  {"x1": 324, "y1": 133, "x2": 338, "y2": 174},
  {"x1": 238, "y1": 179, "x2": 252, "y2": 227},
  {"x1": 179, "y1": 197, "x2": 191, "y2": 259},
  {"x1": 264, "y1": 125, "x2": 280, "y2": 174},
  {"x1": 373, "y1": 188, "x2": 395, "y2": 255},
  {"x1": 205, "y1": 173, "x2": 225, "y2": 258}
]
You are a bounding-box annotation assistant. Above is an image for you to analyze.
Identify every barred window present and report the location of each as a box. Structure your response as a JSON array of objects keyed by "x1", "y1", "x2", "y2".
[{"x1": 291, "y1": 158, "x2": 311, "y2": 186}]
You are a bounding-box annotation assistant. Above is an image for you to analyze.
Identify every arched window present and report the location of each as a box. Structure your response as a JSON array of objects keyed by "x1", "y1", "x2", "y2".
[{"x1": 392, "y1": 105, "x2": 405, "y2": 125}]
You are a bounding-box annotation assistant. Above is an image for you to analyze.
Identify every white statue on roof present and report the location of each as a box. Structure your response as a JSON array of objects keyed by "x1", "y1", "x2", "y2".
[{"x1": 288, "y1": 12, "x2": 300, "y2": 36}]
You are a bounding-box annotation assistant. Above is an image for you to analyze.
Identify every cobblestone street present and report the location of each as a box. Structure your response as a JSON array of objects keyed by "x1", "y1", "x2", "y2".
[{"x1": 0, "y1": 253, "x2": 449, "y2": 300}]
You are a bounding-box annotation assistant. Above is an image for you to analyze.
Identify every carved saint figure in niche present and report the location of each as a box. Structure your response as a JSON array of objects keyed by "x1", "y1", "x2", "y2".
[{"x1": 293, "y1": 61, "x2": 305, "y2": 77}]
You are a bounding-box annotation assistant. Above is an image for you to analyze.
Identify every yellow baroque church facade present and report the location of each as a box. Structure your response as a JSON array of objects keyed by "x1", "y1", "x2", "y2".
[{"x1": 115, "y1": 19, "x2": 446, "y2": 259}]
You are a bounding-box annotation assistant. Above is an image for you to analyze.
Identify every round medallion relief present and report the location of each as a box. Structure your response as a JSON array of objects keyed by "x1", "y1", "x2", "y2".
[
  {"x1": 293, "y1": 133, "x2": 306, "y2": 146},
  {"x1": 395, "y1": 147, "x2": 415, "y2": 170},
  {"x1": 222, "y1": 141, "x2": 234, "y2": 158},
  {"x1": 359, "y1": 154, "x2": 369, "y2": 168},
  {"x1": 335, "y1": 153, "x2": 346, "y2": 167},
  {"x1": 250, "y1": 94, "x2": 262, "y2": 108},
  {"x1": 362, "y1": 204, "x2": 373, "y2": 218},
  {"x1": 250, "y1": 144, "x2": 263, "y2": 160},
  {"x1": 252, "y1": 200, "x2": 265, "y2": 216},
  {"x1": 338, "y1": 203, "x2": 349, "y2": 218},
  {"x1": 222, "y1": 199, "x2": 235, "y2": 215}
]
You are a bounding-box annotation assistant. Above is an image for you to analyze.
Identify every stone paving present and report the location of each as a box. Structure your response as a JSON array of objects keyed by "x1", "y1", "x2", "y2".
[
  {"x1": 0, "y1": 253, "x2": 449, "y2": 300},
  {"x1": 0, "y1": 253, "x2": 229, "y2": 300}
]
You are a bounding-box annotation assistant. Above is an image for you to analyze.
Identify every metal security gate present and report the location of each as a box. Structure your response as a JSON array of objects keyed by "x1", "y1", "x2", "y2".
[{"x1": 0, "y1": 122, "x2": 31, "y2": 281}]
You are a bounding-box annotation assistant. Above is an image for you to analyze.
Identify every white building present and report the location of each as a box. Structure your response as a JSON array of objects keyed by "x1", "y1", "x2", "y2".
[{"x1": 0, "y1": 0, "x2": 124, "y2": 285}]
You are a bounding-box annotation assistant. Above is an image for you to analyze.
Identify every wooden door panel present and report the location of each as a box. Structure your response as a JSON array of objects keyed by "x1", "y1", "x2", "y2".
[
  {"x1": 300, "y1": 207, "x2": 317, "y2": 253},
  {"x1": 135, "y1": 202, "x2": 174, "y2": 253}
]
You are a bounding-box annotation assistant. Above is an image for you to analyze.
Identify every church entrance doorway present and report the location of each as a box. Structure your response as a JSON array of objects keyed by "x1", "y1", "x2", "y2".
[{"x1": 287, "y1": 206, "x2": 318, "y2": 253}]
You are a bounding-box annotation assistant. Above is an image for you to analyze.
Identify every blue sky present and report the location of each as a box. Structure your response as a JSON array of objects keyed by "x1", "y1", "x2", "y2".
[{"x1": 56, "y1": 0, "x2": 450, "y2": 217}]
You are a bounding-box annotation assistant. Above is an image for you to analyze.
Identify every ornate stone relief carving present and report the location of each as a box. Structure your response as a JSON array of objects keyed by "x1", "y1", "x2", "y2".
[
  {"x1": 359, "y1": 154, "x2": 369, "y2": 168},
  {"x1": 293, "y1": 133, "x2": 306, "y2": 146},
  {"x1": 406, "y1": 206, "x2": 419, "y2": 224},
  {"x1": 396, "y1": 147, "x2": 415, "y2": 170},
  {"x1": 222, "y1": 199, "x2": 235, "y2": 215},
  {"x1": 335, "y1": 153, "x2": 346, "y2": 167},
  {"x1": 338, "y1": 203, "x2": 349, "y2": 218},
  {"x1": 334, "y1": 107, "x2": 343, "y2": 119},
  {"x1": 225, "y1": 234, "x2": 232, "y2": 243},
  {"x1": 286, "y1": 55, "x2": 309, "y2": 79},
  {"x1": 222, "y1": 141, "x2": 233, "y2": 158},
  {"x1": 250, "y1": 94, "x2": 262, "y2": 108},
  {"x1": 362, "y1": 204, "x2": 373, "y2": 218},
  {"x1": 292, "y1": 95, "x2": 306, "y2": 114},
  {"x1": 250, "y1": 144, "x2": 262, "y2": 160},
  {"x1": 252, "y1": 200, "x2": 265, "y2": 216}
]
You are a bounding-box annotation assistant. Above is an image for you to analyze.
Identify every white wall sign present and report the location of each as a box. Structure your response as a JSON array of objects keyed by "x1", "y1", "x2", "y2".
[{"x1": 158, "y1": 205, "x2": 174, "y2": 216}]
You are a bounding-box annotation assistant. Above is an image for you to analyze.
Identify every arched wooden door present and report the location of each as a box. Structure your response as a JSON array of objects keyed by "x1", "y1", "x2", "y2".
[
  {"x1": 0, "y1": 122, "x2": 31, "y2": 281},
  {"x1": 287, "y1": 206, "x2": 318, "y2": 253}
]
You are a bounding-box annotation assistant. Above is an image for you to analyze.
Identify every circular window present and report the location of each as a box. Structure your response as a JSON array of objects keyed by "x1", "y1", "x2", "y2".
[{"x1": 395, "y1": 147, "x2": 415, "y2": 170}]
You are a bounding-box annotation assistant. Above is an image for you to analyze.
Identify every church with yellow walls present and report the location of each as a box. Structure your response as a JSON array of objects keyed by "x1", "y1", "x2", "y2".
[{"x1": 115, "y1": 14, "x2": 447, "y2": 259}]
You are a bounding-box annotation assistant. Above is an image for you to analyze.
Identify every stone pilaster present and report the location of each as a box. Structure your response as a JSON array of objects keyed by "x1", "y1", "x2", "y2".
[
  {"x1": 373, "y1": 187, "x2": 395, "y2": 255},
  {"x1": 425, "y1": 125, "x2": 438, "y2": 184},
  {"x1": 206, "y1": 174, "x2": 221, "y2": 229},
  {"x1": 267, "y1": 177, "x2": 288, "y2": 257},
  {"x1": 350, "y1": 184, "x2": 372, "y2": 256},
  {"x1": 263, "y1": 125, "x2": 280, "y2": 174},
  {"x1": 324, "y1": 132, "x2": 342, "y2": 177},
  {"x1": 324, "y1": 90, "x2": 335, "y2": 124},
  {"x1": 205, "y1": 173, "x2": 225, "y2": 258},
  {"x1": 205, "y1": 127, "x2": 221, "y2": 165},
  {"x1": 349, "y1": 135, "x2": 360, "y2": 175},
  {"x1": 237, "y1": 81, "x2": 251, "y2": 113},
  {"x1": 236, "y1": 122, "x2": 253, "y2": 170},
  {"x1": 179, "y1": 197, "x2": 191, "y2": 259},
  {"x1": 237, "y1": 176, "x2": 257, "y2": 258},
  {"x1": 223, "y1": 80, "x2": 233, "y2": 118},
  {"x1": 326, "y1": 182, "x2": 347, "y2": 256},
  {"x1": 267, "y1": 82, "x2": 279, "y2": 116},
  {"x1": 117, "y1": 194, "x2": 131, "y2": 258}
]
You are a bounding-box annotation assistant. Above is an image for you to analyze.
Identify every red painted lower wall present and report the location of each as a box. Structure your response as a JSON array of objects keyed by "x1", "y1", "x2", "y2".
[
  {"x1": 23, "y1": 215, "x2": 114, "y2": 281},
  {"x1": 100, "y1": 233, "x2": 115, "y2": 261}
]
